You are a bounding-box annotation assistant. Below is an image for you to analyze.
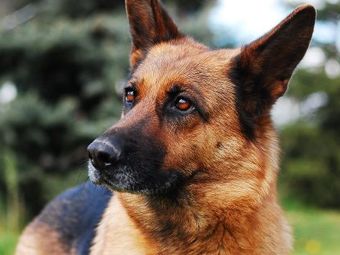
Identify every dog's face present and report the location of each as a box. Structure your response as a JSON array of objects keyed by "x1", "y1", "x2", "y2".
[{"x1": 88, "y1": 0, "x2": 315, "y2": 205}]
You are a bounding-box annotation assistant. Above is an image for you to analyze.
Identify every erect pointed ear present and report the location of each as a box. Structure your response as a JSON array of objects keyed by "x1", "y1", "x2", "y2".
[
  {"x1": 125, "y1": 0, "x2": 183, "y2": 67},
  {"x1": 231, "y1": 5, "x2": 315, "y2": 133}
]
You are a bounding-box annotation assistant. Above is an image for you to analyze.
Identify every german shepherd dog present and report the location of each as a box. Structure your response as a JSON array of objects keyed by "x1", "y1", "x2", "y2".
[{"x1": 16, "y1": 1, "x2": 315, "y2": 254}]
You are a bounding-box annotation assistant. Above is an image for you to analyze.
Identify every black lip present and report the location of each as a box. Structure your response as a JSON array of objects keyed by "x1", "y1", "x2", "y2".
[
  {"x1": 88, "y1": 161, "x2": 102, "y2": 184},
  {"x1": 88, "y1": 161, "x2": 117, "y2": 184}
]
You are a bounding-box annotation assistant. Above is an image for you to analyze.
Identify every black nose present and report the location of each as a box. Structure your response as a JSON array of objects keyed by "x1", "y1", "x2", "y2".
[{"x1": 87, "y1": 139, "x2": 121, "y2": 170}]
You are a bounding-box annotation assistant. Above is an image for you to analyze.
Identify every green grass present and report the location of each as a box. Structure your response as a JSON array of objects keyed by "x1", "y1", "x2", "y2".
[
  {"x1": 0, "y1": 231, "x2": 18, "y2": 255},
  {"x1": 0, "y1": 203, "x2": 339, "y2": 255},
  {"x1": 0, "y1": 209, "x2": 19, "y2": 255},
  {"x1": 286, "y1": 208, "x2": 340, "y2": 255}
]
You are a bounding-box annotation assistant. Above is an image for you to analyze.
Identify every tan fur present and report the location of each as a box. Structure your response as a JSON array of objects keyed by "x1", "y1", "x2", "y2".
[
  {"x1": 16, "y1": 221, "x2": 69, "y2": 255},
  {"x1": 92, "y1": 194, "x2": 292, "y2": 254},
  {"x1": 91, "y1": 195, "x2": 155, "y2": 255}
]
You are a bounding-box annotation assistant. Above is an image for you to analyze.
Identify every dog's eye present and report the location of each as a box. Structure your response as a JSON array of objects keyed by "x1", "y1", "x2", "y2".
[
  {"x1": 175, "y1": 97, "x2": 192, "y2": 112},
  {"x1": 125, "y1": 88, "x2": 136, "y2": 103}
]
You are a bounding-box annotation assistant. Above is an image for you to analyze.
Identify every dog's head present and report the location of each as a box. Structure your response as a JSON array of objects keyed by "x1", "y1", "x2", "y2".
[{"x1": 88, "y1": 0, "x2": 315, "y2": 206}]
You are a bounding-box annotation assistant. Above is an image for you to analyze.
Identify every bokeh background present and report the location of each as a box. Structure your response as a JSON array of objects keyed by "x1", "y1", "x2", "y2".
[{"x1": 0, "y1": 0, "x2": 339, "y2": 254}]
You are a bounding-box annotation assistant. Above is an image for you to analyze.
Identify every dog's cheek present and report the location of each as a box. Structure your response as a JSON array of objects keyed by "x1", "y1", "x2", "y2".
[{"x1": 160, "y1": 128, "x2": 211, "y2": 176}]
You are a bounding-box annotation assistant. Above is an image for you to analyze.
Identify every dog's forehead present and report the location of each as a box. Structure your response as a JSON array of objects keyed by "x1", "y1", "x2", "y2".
[{"x1": 131, "y1": 41, "x2": 240, "y2": 91}]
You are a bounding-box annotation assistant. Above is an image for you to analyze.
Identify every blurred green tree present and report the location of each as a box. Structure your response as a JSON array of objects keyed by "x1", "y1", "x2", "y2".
[{"x1": 1, "y1": 0, "x2": 213, "y2": 18}]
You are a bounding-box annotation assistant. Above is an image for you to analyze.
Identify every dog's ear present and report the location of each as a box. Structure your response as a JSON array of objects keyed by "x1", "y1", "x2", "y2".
[
  {"x1": 232, "y1": 5, "x2": 315, "y2": 126},
  {"x1": 125, "y1": 0, "x2": 183, "y2": 67}
]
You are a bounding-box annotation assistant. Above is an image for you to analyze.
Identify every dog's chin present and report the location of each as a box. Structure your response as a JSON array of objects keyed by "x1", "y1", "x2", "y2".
[
  {"x1": 88, "y1": 162, "x2": 185, "y2": 196},
  {"x1": 88, "y1": 162, "x2": 103, "y2": 185}
]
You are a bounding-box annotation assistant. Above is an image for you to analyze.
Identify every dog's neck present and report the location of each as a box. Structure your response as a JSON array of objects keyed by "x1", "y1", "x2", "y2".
[{"x1": 93, "y1": 187, "x2": 291, "y2": 255}]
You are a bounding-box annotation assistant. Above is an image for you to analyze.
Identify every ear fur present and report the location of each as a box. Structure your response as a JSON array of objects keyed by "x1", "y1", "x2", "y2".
[
  {"x1": 231, "y1": 5, "x2": 316, "y2": 138},
  {"x1": 125, "y1": 0, "x2": 183, "y2": 67}
]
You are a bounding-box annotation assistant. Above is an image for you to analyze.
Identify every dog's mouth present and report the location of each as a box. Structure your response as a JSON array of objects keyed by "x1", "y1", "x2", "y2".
[{"x1": 88, "y1": 161, "x2": 187, "y2": 195}]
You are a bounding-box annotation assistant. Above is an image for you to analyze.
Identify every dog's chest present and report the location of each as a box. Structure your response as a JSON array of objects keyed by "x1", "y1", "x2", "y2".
[{"x1": 90, "y1": 196, "x2": 153, "y2": 255}]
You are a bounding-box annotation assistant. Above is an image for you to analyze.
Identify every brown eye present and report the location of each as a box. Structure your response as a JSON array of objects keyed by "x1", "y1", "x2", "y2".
[
  {"x1": 175, "y1": 97, "x2": 192, "y2": 111},
  {"x1": 125, "y1": 89, "x2": 135, "y2": 103}
]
